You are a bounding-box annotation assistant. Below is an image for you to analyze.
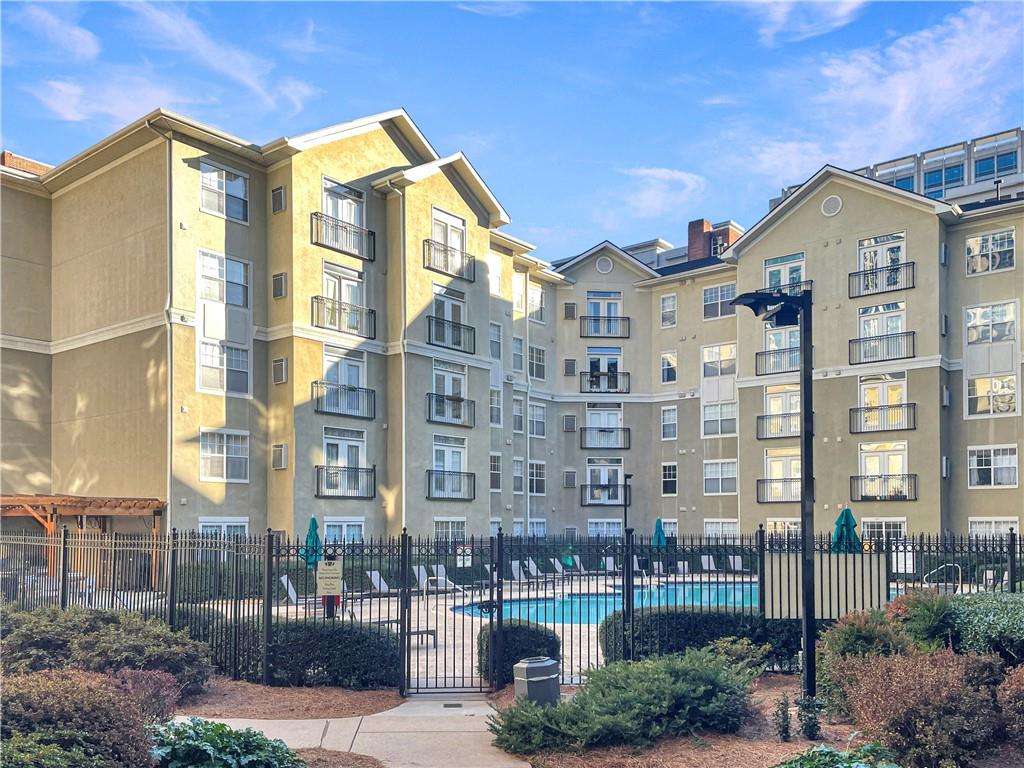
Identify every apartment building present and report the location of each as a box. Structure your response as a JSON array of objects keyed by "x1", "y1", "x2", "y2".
[{"x1": 2, "y1": 113, "x2": 1022, "y2": 541}]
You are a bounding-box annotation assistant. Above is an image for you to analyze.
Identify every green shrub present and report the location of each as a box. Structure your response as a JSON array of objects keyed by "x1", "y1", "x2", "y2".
[
  {"x1": 489, "y1": 648, "x2": 755, "y2": 754},
  {"x1": 773, "y1": 694, "x2": 792, "y2": 742},
  {"x1": 885, "y1": 590, "x2": 954, "y2": 649},
  {"x1": 265, "y1": 621, "x2": 399, "y2": 688},
  {"x1": 838, "y1": 650, "x2": 1003, "y2": 768},
  {"x1": 477, "y1": 622, "x2": 561, "y2": 687},
  {"x1": 0, "y1": 733, "x2": 106, "y2": 768},
  {"x1": 771, "y1": 743, "x2": 902, "y2": 768},
  {"x1": 0, "y1": 607, "x2": 120, "y2": 675},
  {"x1": 950, "y1": 591, "x2": 1024, "y2": 666},
  {"x1": 1, "y1": 670, "x2": 154, "y2": 767},
  {"x1": 599, "y1": 609, "x2": 823, "y2": 671},
  {"x1": 795, "y1": 696, "x2": 823, "y2": 740},
  {"x1": 706, "y1": 636, "x2": 772, "y2": 676},
  {"x1": 998, "y1": 665, "x2": 1024, "y2": 745},
  {"x1": 110, "y1": 669, "x2": 182, "y2": 723},
  {"x1": 151, "y1": 718, "x2": 304, "y2": 768}
]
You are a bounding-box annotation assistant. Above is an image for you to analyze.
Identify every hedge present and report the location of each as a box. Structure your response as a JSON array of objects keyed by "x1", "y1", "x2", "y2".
[
  {"x1": 599, "y1": 609, "x2": 828, "y2": 670},
  {"x1": 477, "y1": 622, "x2": 561, "y2": 687},
  {"x1": 949, "y1": 591, "x2": 1024, "y2": 666}
]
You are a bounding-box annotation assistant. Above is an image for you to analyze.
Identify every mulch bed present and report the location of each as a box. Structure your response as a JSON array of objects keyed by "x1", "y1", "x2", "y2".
[
  {"x1": 296, "y1": 748, "x2": 386, "y2": 768},
  {"x1": 179, "y1": 677, "x2": 403, "y2": 720}
]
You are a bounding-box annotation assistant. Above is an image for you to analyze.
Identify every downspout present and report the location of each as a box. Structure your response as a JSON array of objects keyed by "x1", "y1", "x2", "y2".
[
  {"x1": 146, "y1": 121, "x2": 174, "y2": 531},
  {"x1": 384, "y1": 180, "x2": 407, "y2": 531},
  {"x1": 523, "y1": 268, "x2": 532, "y2": 536}
]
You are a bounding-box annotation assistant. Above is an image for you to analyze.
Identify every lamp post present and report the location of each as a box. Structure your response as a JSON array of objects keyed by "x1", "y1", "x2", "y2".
[{"x1": 732, "y1": 287, "x2": 816, "y2": 697}]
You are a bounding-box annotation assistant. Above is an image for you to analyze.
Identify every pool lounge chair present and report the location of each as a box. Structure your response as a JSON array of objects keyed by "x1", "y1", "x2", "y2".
[
  {"x1": 700, "y1": 555, "x2": 720, "y2": 574},
  {"x1": 512, "y1": 560, "x2": 555, "y2": 585},
  {"x1": 572, "y1": 555, "x2": 596, "y2": 575},
  {"x1": 632, "y1": 556, "x2": 648, "y2": 579},
  {"x1": 432, "y1": 563, "x2": 478, "y2": 592},
  {"x1": 728, "y1": 555, "x2": 752, "y2": 574},
  {"x1": 675, "y1": 561, "x2": 691, "y2": 577},
  {"x1": 366, "y1": 570, "x2": 398, "y2": 595}
]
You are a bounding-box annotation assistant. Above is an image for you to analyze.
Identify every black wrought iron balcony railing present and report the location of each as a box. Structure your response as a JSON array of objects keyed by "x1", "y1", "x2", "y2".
[
  {"x1": 426, "y1": 316, "x2": 476, "y2": 354},
  {"x1": 315, "y1": 465, "x2": 376, "y2": 499},
  {"x1": 579, "y1": 371, "x2": 631, "y2": 394},
  {"x1": 579, "y1": 316, "x2": 631, "y2": 338},
  {"x1": 426, "y1": 393, "x2": 476, "y2": 428},
  {"x1": 849, "y1": 331, "x2": 916, "y2": 365},
  {"x1": 311, "y1": 212, "x2": 375, "y2": 261},
  {"x1": 760, "y1": 279, "x2": 814, "y2": 296},
  {"x1": 851, "y1": 474, "x2": 919, "y2": 502},
  {"x1": 756, "y1": 478, "x2": 801, "y2": 503},
  {"x1": 311, "y1": 296, "x2": 376, "y2": 339},
  {"x1": 756, "y1": 413, "x2": 800, "y2": 439},
  {"x1": 849, "y1": 403, "x2": 917, "y2": 433},
  {"x1": 312, "y1": 381, "x2": 376, "y2": 419},
  {"x1": 427, "y1": 470, "x2": 475, "y2": 501},
  {"x1": 580, "y1": 484, "x2": 631, "y2": 506},
  {"x1": 849, "y1": 261, "x2": 915, "y2": 298},
  {"x1": 579, "y1": 427, "x2": 631, "y2": 449},
  {"x1": 756, "y1": 347, "x2": 800, "y2": 375},
  {"x1": 423, "y1": 239, "x2": 476, "y2": 281}
]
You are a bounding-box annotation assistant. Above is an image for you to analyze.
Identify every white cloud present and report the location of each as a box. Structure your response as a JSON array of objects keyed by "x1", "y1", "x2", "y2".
[
  {"x1": 746, "y1": 1, "x2": 865, "y2": 47},
  {"x1": 456, "y1": 3, "x2": 530, "y2": 18},
  {"x1": 278, "y1": 78, "x2": 320, "y2": 116},
  {"x1": 618, "y1": 167, "x2": 707, "y2": 220},
  {"x1": 32, "y1": 74, "x2": 200, "y2": 124},
  {"x1": 279, "y1": 20, "x2": 323, "y2": 55},
  {"x1": 703, "y1": 95, "x2": 738, "y2": 106},
  {"x1": 15, "y1": 5, "x2": 100, "y2": 60}
]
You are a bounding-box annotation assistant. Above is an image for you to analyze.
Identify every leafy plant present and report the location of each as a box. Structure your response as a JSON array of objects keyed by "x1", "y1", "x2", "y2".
[
  {"x1": 796, "y1": 696, "x2": 823, "y2": 740},
  {"x1": 0, "y1": 607, "x2": 121, "y2": 675},
  {"x1": 477, "y1": 621, "x2": 561, "y2": 687},
  {"x1": 0, "y1": 733, "x2": 107, "y2": 768},
  {"x1": 706, "y1": 636, "x2": 772, "y2": 676},
  {"x1": 773, "y1": 693, "x2": 792, "y2": 742},
  {"x1": 997, "y1": 665, "x2": 1024, "y2": 745},
  {"x1": 110, "y1": 669, "x2": 182, "y2": 723},
  {"x1": 489, "y1": 648, "x2": 756, "y2": 754},
  {"x1": 949, "y1": 592, "x2": 1024, "y2": 666},
  {"x1": 266, "y1": 621, "x2": 400, "y2": 689},
  {"x1": 771, "y1": 743, "x2": 903, "y2": 768},
  {"x1": 151, "y1": 718, "x2": 305, "y2": 768},
  {"x1": 885, "y1": 590, "x2": 953, "y2": 650}
]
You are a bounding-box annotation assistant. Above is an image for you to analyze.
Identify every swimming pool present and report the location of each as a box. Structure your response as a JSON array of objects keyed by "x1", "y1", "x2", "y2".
[{"x1": 454, "y1": 582, "x2": 758, "y2": 625}]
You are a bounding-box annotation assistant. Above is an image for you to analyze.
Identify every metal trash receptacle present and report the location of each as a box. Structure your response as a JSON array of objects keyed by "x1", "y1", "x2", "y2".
[{"x1": 513, "y1": 656, "x2": 560, "y2": 705}]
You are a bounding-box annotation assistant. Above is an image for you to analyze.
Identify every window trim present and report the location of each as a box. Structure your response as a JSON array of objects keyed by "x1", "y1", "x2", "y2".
[
  {"x1": 966, "y1": 444, "x2": 1019, "y2": 489},
  {"x1": 528, "y1": 401, "x2": 547, "y2": 439},
  {"x1": 198, "y1": 516, "x2": 250, "y2": 536},
  {"x1": 512, "y1": 456, "x2": 525, "y2": 495},
  {"x1": 661, "y1": 462, "x2": 678, "y2": 497},
  {"x1": 967, "y1": 516, "x2": 1021, "y2": 535},
  {"x1": 324, "y1": 515, "x2": 366, "y2": 543},
  {"x1": 528, "y1": 345, "x2": 547, "y2": 381},
  {"x1": 701, "y1": 400, "x2": 738, "y2": 439},
  {"x1": 199, "y1": 428, "x2": 250, "y2": 484},
  {"x1": 512, "y1": 337, "x2": 525, "y2": 372},
  {"x1": 702, "y1": 282, "x2": 737, "y2": 322},
  {"x1": 702, "y1": 459, "x2": 738, "y2": 496},
  {"x1": 489, "y1": 452, "x2": 502, "y2": 493},
  {"x1": 702, "y1": 518, "x2": 740, "y2": 538},
  {"x1": 659, "y1": 293, "x2": 677, "y2": 329},
  {"x1": 527, "y1": 284, "x2": 546, "y2": 324},
  {"x1": 528, "y1": 459, "x2": 546, "y2": 496},
  {"x1": 196, "y1": 249, "x2": 252, "y2": 399},
  {"x1": 489, "y1": 387, "x2": 503, "y2": 428},
  {"x1": 965, "y1": 227, "x2": 1016, "y2": 278},
  {"x1": 660, "y1": 351, "x2": 677, "y2": 385},
  {"x1": 660, "y1": 405, "x2": 678, "y2": 441},
  {"x1": 964, "y1": 373, "x2": 1019, "y2": 420},
  {"x1": 489, "y1": 322, "x2": 502, "y2": 361},
  {"x1": 199, "y1": 159, "x2": 250, "y2": 225},
  {"x1": 512, "y1": 396, "x2": 525, "y2": 434}
]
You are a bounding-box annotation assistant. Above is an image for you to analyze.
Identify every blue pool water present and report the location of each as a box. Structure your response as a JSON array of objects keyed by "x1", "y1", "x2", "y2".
[{"x1": 454, "y1": 582, "x2": 758, "y2": 625}]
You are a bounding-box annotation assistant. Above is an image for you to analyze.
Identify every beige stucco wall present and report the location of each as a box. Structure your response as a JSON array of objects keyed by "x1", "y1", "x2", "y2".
[
  {"x1": 1, "y1": 183, "x2": 52, "y2": 341},
  {"x1": 1, "y1": 348, "x2": 52, "y2": 494}
]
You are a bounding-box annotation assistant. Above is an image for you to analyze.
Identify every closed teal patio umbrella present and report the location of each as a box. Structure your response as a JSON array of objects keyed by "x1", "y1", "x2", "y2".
[
  {"x1": 831, "y1": 507, "x2": 862, "y2": 553},
  {"x1": 653, "y1": 518, "x2": 667, "y2": 547},
  {"x1": 300, "y1": 517, "x2": 323, "y2": 568}
]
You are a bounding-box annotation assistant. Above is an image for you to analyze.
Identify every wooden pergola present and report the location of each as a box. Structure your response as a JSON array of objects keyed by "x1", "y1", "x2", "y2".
[{"x1": 0, "y1": 494, "x2": 165, "y2": 534}]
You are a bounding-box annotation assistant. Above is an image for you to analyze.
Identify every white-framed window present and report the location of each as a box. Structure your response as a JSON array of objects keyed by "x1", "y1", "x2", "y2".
[
  {"x1": 512, "y1": 337, "x2": 524, "y2": 371},
  {"x1": 513, "y1": 274, "x2": 525, "y2": 312},
  {"x1": 271, "y1": 443, "x2": 288, "y2": 470},
  {"x1": 967, "y1": 375, "x2": 1018, "y2": 417},
  {"x1": 200, "y1": 342, "x2": 250, "y2": 394},
  {"x1": 489, "y1": 323, "x2": 502, "y2": 360},
  {"x1": 271, "y1": 185, "x2": 286, "y2": 213},
  {"x1": 200, "y1": 429, "x2": 249, "y2": 483},
  {"x1": 967, "y1": 301, "x2": 1017, "y2": 346},
  {"x1": 660, "y1": 294, "x2": 677, "y2": 328},
  {"x1": 703, "y1": 460, "x2": 737, "y2": 495},
  {"x1": 512, "y1": 396, "x2": 525, "y2": 433},
  {"x1": 661, "y1": 463, "x2": 677, "y2": 496},
  {"x1": 703, "y1": 519, "x2": 739, "y2": 539},
  {"x1": 489, "y1": 388, "x2": 503, "y2": 427},
  {"x1": 200, "y1": 160, "x2": 249, "y2": 223},
  {"x1": 661, "y1": 519, "x2": 679, "y2": 538},
  {"x1": 661, "y1": 406, "x2": 677, "y2": 440},
  {"x1": 660, "y1": 352, "x2": 677, "y2": 384},
  {"x1": 200, "y1": 251, "x2": 249, "y2": 307},
  {"x1": 529, "y1": 402, "x2": 546, "y2": 437},
  {"x1": 198, "y1": 516, "x2": 249, "y2": 537},
  {"x1": 587, "y1": 519, "x2": 623, "y2": 538},
  {"x1": 528, "y1": 346, "x2": 546, "y2": 380},
  {"x1": 766, "y1": 518, "x2": 800, "y2": 535},
  {"x1": 490, "y1": 519, "x2": 501, "y2": 537},
  {"x1": 198, "y1": 250, "x2": 251, "y2": 396},
  {"x1": 703, "y1": 283, "x2": 736, "y2": 319},
  {"x1": 764, "y1": 252, "x2": 804, "y2": 289},
  {"x1": 861, "y1": 518, "x2": 907, "y2": 540},
  {"x1": 513, "y1": 518, "x2": 547, "y2": 537},
  {"x1": 564, "y1": 526, "x2": 579, "y2": 540},
  {"x1": 702, "y1": 343, "x2": 737, "y2": 378},
  {"x1": 487, "y1": 253, "x2": 502, "y2": 295},
  {"x1": 528, "y1": 461, "x2": 546, "y2": 495},
  {"x1": 966, "y1": 228, "x2": 1015, "y2": 276},
  {"x1": 702, "y1": 401, "x2": 737, "y2": 437},
  {"x1": 528, "y1": 284, "x2": 545, "y2": 323},
  {"x1": 968, "y1": 517, "x2": 1020, "y2": 535},
  {"x1": 489, "y1": 453, "x2": 502, "y2": 491},
  {"x1": 968, "y1": 445, "x2": 1018, "y2": 488},
  {"x1": 325, "y1": 516, "x2": 365, "y2": 543},
  {"x1": 512, "y1": 457, "x2": 525, "y2": 494},
  {"x1": 433, "y1": 517, "x2": 467, "y2": 541}
]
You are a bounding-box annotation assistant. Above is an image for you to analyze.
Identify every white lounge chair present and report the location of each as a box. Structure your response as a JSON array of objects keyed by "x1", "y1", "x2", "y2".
[
  {"x1": 425, "y1": 564, "x2": 468, "y2": 594},
  {"x1": 728, "y1": 555, "x2": 751, "y2": 573},
  {"x1": 366, "y1": 570, "x2": 394, "y2": 594},
  {"x1": 676, "y1": 561, "x2": 691, "y2": 577},
  {"x1": 602, "y1": 556, "x2": 618, "y2": 575},
  {"x1": 632, "y1": 555, "x2": 648, "y2": 578},
  {"x1": 572, "y1": 555, "x2": 595, "y2": 575},
  {"x1": 652, "y1": 562, "x2": 666, "y2": 577},
  {"x1": 701, "y1": 555, "x2": 720, "y2": 573}
]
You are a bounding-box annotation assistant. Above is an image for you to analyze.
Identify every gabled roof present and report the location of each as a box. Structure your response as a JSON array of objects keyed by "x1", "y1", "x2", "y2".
[
  {"x1": 552, "y1": 240, "x2": 660, "y2": 278},
  {"x1": 728, "y1": 165, "x2": 958, "y2": 261},
  {"x1": 654, "y1": 255, "x2": 729, "y2": 277},
  {"x1": 371, "y1": 152, "x2": 510, "y2": 227}
]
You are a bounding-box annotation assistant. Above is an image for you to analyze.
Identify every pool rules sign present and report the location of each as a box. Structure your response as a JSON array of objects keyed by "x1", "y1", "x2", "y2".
[{"x1": 317, "y1": 560, "x2": 342, "y2": 596}]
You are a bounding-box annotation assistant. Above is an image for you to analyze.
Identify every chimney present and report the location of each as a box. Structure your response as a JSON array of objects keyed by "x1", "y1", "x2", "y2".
[
  {"x1": 686, "y1": 219, "x2": 712, "y2": 262},
  {"x1": 0, "y1": 151, "x2": 52, "y2": 176}
]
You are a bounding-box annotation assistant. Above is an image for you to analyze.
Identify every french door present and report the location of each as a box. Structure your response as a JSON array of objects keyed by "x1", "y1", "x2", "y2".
[
  {"x1": 764, "y1": 254, "x2": 803, "y2": 289},
  {"x1": 586, "y1": 291, "x2": 623, "y2": 335},
  {"x1": 323, "y1": 181, "x2": 365, "y2": 255},
  {"x1": 858, "y1": 374, "x2": 906, "y2": 431},
  {"x1": 859, "y1": 442, "x2": 908, "y2": 499},
  {"x1": 323, "y1": 268, "x2": 365, "y2": 334},
  {"x1": 432, "y1": 213, "x2": 467, "y2": 274},
  {"x1": 324, "y1": 428, "x2": 365, "y2": 495},
  {"x1": 432, "y1": 361, "x2": 466, "y2": 423},
  {"x1": 586, "y1": 458, "x2": 622, "y2": 504},
  {"x1": 432, "y1": 290, "x2": 466, "y2": 346},
  {"x1": 433, "y1": 438, "x2": 467, "y2": 496},
  {"x1": 324, "y1": 352, "x2": 364, "y2": 415},
  {"x1": 586, "y1": 407, "x2": 622, "y2": 447}
]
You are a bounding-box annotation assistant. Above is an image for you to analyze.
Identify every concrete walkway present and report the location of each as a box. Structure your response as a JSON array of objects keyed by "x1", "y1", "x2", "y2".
[{"x1": 196, "y1": 696, "x2": 526, "y2": 768}]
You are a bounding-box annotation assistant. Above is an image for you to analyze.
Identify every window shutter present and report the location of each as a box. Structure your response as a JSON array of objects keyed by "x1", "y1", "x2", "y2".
[
  {"x1": 272, "y1": 357, "x2": 288, "y2": 384},
  {"x1": 563, "y1": 470, "x2": 577, "y2": 488},
  {"x1": 564, "y1": 302, "x2": 577, "y2": 320},
  {"x1": 272, "y1": 444, "x2": 288, "y2": 470},
  {"x1": 272, "y1": 272, "x2": 288, "y2": 299},
  {"x1": 562, "y1": 414, "x2": 577, "y2": 432},
  {"x1": 563, "y1": 358, "x2": 577, "y2": 376}
]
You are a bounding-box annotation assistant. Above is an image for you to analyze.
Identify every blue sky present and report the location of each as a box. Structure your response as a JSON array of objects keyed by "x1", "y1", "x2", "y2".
[{"x1": 2, "y1": 2, "x2": 1022, "y2": 260}]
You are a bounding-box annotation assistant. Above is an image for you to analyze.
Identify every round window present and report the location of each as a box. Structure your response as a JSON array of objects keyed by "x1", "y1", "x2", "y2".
[
  {"x1": 821, "y1": 195, "x2": 843, "y2": 217},
  {"x1": 596, "y1": 256, "x2": 613, "y2": 274}
]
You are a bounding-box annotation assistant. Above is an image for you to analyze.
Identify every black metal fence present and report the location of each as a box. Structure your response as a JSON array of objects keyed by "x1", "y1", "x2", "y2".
[{"x1": 1, "y1": 528, "x2": 1018, "y2": 693}]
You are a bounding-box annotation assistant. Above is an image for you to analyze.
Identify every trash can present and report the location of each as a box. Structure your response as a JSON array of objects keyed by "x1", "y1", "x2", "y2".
[{"x1": 513, "y1": 656, "x2": 560, "y2": 706}]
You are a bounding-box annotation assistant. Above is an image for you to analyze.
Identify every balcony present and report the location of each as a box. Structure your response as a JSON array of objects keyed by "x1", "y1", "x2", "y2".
[
  {"x1": 426, "y1": 393, "x2": 475, "y2": 428},
  {"x1": 756, "y1": 347, "x2": 800, "y2": 376},
  {"x1": 312, "y1": 381, "x2": 376, "y2": 419},
  {"x1": 427, "y1": 470, "x2": 475, "y2": 501},
  {"x1": 760, "y1": 279, "x2": 814, "y2": 296},
  {"x1": 427, "y1": 316, "x2": 475, "y2": 354},
  {"x1": 849, "y1": 262, "x2": 915, "y2": 298},
  {"x1": 756, "y1": 478, "x2": 801, "y2": 503},
  {"x1": 423, "y1": 239, "x2": 475, "y2": 281},
  {"x1": 580, "y1": 484, "x2": 631, "y2": 506},
  {"x1": 851, "y1": 474, "x2": 919, "y2": 502},
  {"x1": 579, "y1": 371, "x2": 630, "y2": 394},
  {"x1": 312, "y1": 296, "x2": 376, "y2": 339},
  {"x1": 756, "y1": 413, "x2": 800, "y2": 439},
  {"x1": 311, "y1": 212, "x2": 375, "y2": 261},
  {"x1": 580, "y1": 316, "x2": 630, "y2": 338},
  {"x1": 849, "y1": 331, "x2": 916, "y2": 365},
  {"x1": 580, "y1": 427, "x2": 631, "y2": 449},
  {"x1": 849, "y1": 403, "x2": 917, "y2": 433},
  {"x1": 315, "y1": 465, "x2": 376, "y2": 499}
]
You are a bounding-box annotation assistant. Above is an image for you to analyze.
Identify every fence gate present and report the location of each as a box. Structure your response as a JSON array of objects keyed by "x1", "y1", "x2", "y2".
[{"x1": 400, "y1": 534, "x2": 499, "y2": 694}]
